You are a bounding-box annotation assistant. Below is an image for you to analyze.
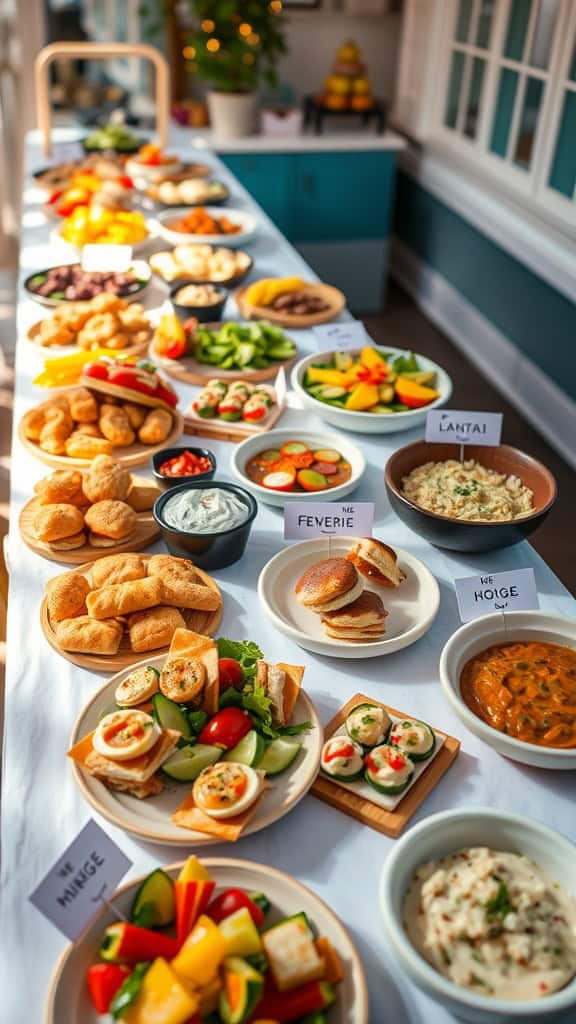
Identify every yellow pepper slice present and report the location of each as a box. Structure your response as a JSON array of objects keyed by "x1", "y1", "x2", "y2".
[
  {"x1": 171, "y1": 914, "x2": 226, "y2": 988},
  {"x1": 123, "y1": 958, "x2": 198, "y2": 1024}
]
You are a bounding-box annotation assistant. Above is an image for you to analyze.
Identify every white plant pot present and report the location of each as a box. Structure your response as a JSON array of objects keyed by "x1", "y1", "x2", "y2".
[{"x1": 207, "y1": 90, "x2": 258, "y2": 139}]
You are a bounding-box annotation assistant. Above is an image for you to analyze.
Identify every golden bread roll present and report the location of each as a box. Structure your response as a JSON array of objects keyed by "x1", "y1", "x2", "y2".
[
  {"x1": 46, "y1": 571, "x2": 91, "y2": 622},
  {"x1": 35, "y1": 469, "x2": 84, "y2": 504},
  {"x1": 125, "y1": 479, "x2": 160, "y2": 512},
  {"x1": 147, "y1": 554, "x2": 197, "y2": 583},
  {"x1": 122, "y1": 402, "x2": 147, "y2": 430},
  {"x1": 84, "y1": 500, "x2": 137, "y2": 541},
  {"x1": 65, "y1": 433, "x2": 113, "y2": 459},
  {"x1": 128, "y1": 605, "x2": 186, "y2": 653},
  {"x1": 55, "y1": 615, "x2": 123, "y2": 654},
  {"x1": 99, "y1": 404, "x2": 135, "y2": 447},
  {"x1": 49, "y1": 530, "x2": 87, "y2": 551},
  {"x1": 22, "y1": 407, "x2": 48, "y2": 441},
  {"x1": 160, "y1": 578, "x2": 221, "y2": 612},
  {"x1": 67, "y1": 387, "x2": 99, "y2": 423},
  {"x1": 34, "y1": 503, "x2": 85, "y2": 542},
  {"x1": 91, "y1": 553, "x2": 146, "y2": 588},
  {"x1": 82, "y1": 454, "x2": 130, "y2": 503},
  {"x1": 138, "y1": 408, "x2": 173, "y2": 445},
  {"x1": 87, "y1": 575, "x2": 163, "y2": 619},
  {"x1": 295, "y1": 557, "x2": 363, "y2": 613}
]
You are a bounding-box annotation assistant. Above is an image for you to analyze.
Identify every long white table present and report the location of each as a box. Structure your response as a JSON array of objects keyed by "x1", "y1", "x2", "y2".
[{"x1": 1, "y1": 129, "x2": 575, "y2": 1024}]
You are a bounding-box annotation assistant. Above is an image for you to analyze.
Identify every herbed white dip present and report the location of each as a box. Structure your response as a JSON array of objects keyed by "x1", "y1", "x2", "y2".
[
  {"x1": 163, "y1": 487, "x2": 250, "y2": 534},
  {"x1": 404, "y1": 847, "x2": 576, "y2": 1001}
]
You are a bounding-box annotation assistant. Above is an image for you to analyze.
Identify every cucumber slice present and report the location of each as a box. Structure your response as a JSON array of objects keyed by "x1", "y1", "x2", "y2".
[
  {"x1": 130, "y1": 868, "x2": 175, "y2": 928},
  {"x1": 258, "y1": 737, "x2": 301, "y2": 775},
  {"x1": 161, "y1": 743, "x2": 221, "y2": 782},
  {"x1": 152, "y1": 693, "x2": 192, "y2": 739},
  {"x1": 364, "y1": 766, "x2": 413, "y2": 795},
  {"x1": 223, "y1": 729, "x2": 266, "y2": 767}
]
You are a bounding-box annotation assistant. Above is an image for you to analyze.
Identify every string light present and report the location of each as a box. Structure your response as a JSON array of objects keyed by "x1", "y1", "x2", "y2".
[
  {"x1": 206, "y1": 37, "x2": 220, "y2": 52},
  {"x1": 270, "y1": 0, "x2": 282, "y2": 10},
  {"x1": 238, "y1": 22, "x2": 252, "y2": 36},
  {"x1": 182, "y1": 45, "x2": 196, "y2": 59},
  {"x1": 201, "y1": 19, "x2": 215, "y2": 32},
  {"x1": 247, "y1": 32, "x2": 260, "y2": 46}
]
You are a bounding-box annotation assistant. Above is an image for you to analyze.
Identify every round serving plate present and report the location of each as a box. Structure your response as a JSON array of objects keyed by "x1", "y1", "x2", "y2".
[
  {"x1": 231, "y1": 428, "x2": 366, "y2": 507},
  {"x1": 70, "y1": 654, "x2": 322, "y2": 844},
  {"x1": 155, "y1": 206, "x2": 257, "y2": 249},
  {"x1": 45, "y1": 857, "x2": 368, "y2": 1024},
  {"x1": 150, "y1": 323, "x2": 296, "y2": 386},
  {"x1": 149, "y1": 245, "x2": 253, "y2": 289},
  {"x1": 18, "y1": 474, "x2": 161, "y2": 565},
  {"x1": 27, "y1": 320, "x2": 152, "y2": 359},
  {"x1": 146, "y1": 180, "x2": 230, "y2": 208},
  {"x1": 40, "y1": 556, "x2": 222, "y2": 672},
  {"x1": 236, "y1": 282, "x2": 346, "y2": 328},
  {"x1": 258, "y1": 538, "x2": 440, "y2": 659},
  {"x1": 24, "y1": 260, "x2": 152, "y2": 309},
  {"x1": 18, "y1": 407, "x2": 184, "y2": 470}
]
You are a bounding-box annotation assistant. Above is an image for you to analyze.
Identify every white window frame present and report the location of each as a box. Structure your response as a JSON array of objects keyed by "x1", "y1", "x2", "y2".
[{"x1": 428, "y1": 0, "x2": 576, "y2": 229}]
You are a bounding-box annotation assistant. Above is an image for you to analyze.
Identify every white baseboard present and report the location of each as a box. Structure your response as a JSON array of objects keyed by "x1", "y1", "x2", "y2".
[{"x1": 391, "y1": 238, "x2": 576, "y2": 470}]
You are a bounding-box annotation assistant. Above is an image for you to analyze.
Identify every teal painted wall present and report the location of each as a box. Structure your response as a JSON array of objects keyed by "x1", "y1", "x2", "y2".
[{"x1": 394, "y1": 171, "x2": 576, "y2": 401}]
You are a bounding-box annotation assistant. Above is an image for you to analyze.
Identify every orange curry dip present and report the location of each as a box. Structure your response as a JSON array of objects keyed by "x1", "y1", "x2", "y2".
[{"x1": 460, "y1": 641, "x2": 576, "y2": 748}]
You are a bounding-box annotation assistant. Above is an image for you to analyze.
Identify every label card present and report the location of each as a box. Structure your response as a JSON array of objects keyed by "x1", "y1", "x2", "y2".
[
  {"x1": 426, "y1": 410, "x2": 503, "y2": 447},
  {"x1": 29, "y1": 820, "x2": 132, "y2": 940},
  {"x1": 313, "y1": 321, "x2": 370, "y2": 352},
  {"x1": 274, "y1": 364, "x2": 287, "y2": 407},
  {"x1": 284, "y1": 501, "x2": 374, "y2": 540},
  {"x1": 455, "y1": 568, "x2": 539, "y2": 623},
  {"x1": 81, "y1": 244, "x2": 133, "y2": 273}
]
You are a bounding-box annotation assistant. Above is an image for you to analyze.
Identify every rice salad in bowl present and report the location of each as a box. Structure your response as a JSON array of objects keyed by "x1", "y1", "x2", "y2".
[{"x1": 401, "y1": 458, "x2": 534, "y2": 523}]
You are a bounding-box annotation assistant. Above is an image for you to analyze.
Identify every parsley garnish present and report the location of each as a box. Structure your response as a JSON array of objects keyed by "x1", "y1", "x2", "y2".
[{"x1": 485, "y1": 880, "x2": 514, "y2": 922}]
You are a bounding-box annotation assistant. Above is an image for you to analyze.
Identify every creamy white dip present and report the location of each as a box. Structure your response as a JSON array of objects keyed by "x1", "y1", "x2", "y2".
[
  {"x1": 404, "y1": 847, "x2": 576, "y2": 1001},
  {"x1": 163, "y1": 487, "x2": 250, "y2": 534}
]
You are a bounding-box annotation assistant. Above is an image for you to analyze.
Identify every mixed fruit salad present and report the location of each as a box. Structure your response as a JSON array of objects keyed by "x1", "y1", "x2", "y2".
[
  {"x1": 245, "y1": 441, "x2": 351, "y2": 494},
  {"x1": 302, "y1": 347, "x2": 440, "y2": 414}
]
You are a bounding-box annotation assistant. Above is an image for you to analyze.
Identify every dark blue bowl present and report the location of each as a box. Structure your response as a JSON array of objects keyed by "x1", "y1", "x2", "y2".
[
  {"x1": 152, "y1": 446, "x2": 217, "y2": 490},
  {"x1": 153, "y1": 479, "x2": 258, "y2": 570}
]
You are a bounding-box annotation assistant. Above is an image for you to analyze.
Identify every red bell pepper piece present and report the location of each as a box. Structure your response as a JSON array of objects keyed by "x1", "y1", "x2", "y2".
[
  {"x1": 83, "y1": 361, "x2": 110, "y2": 381},
  {"x1": 99, "y1": 922, "x2": 179, "y2": 964},
  {"x1": 175, "y1": 879, "x2": 216, "y2": 945},
  {"x1": 206, "y1": 888, "x2": 265, "y2": 928},
  {"x1": 86, "y1": 963, "x2": 131, "y2": 1013},
  {"x1": 251, "y1": 980, "x2": 334, "y2": 1022}
]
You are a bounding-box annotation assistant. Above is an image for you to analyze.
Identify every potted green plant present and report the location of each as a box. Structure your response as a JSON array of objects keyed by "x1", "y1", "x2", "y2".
[{"x1": 183, "y1": 0, "x2": 287, "y2": 138}]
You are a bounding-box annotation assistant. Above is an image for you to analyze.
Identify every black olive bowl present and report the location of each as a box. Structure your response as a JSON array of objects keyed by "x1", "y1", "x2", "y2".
[
  {"x1": 153, "y1": 480, "x2": 258, "y2": 570},
  {"x1": 170, "y1": 281, "x2": 228, "y2": 324},
  {"x1": 152, "y1": 446, "x2": 217, "y2": 490}
]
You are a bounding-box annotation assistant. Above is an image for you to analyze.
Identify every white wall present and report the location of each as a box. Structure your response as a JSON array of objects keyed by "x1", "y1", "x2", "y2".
[{"x1": 276, "y1": 10, "x2": 402, "y2": 103}]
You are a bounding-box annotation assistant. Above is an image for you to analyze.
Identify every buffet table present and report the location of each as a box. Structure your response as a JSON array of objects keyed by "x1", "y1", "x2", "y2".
[{"x1": 1, "y1": 130, "x2": 575, "y2": 1024}]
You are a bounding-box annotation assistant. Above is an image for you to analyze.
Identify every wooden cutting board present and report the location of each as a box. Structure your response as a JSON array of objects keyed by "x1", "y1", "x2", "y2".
[{"x1": 235, "y1": 282, "x2": 345, "y2": 328}]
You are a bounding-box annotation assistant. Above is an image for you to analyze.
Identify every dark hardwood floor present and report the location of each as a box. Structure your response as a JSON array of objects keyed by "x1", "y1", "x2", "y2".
[{"x1": 361, "y1": 283, "x2": 575, "y2": 595}]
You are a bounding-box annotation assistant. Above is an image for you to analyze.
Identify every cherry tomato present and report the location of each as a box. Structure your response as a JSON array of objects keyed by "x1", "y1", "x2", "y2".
[
  {"x1": 206, "y1": 888, "x2": 265, "y2": 927},
  {"x1": 218, "y1": 658, "x2": 244, "y2": 691},
  {"x1": 198, "y1": 707, "x2": 252, "y2": 750}
]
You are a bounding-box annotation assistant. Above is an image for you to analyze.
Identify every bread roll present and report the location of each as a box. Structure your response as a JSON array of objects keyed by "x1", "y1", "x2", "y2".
[
  {"x1": 82, "y1": 454, "x2": 130, "y2": 503},
  {"x1": 91, "y1": 553, "x2": 146, "y2": 588},
  {"x1": 84, "y1": 500, "x2": 137, "y2": 541},
  {"x1": 128, "y1": 605, "x2": 186, "y2": 653},
  {"x1": 46, "y1": 572, "x2": 91, "y2": 622},
  {"x1": 35, "y1": 469, "x2": 84, "y2": 505},
  {"x1": 49, "y1": 531, "x2": 87, "y2": 551},
  {"x1": 55, "y1": 615, "x2": 123, "y2": 654},
  {"x1": 147, "y1": 554, "x2": 197, "y2": 583},
  {"x1": 160, "y1": 578, "x2": 221, "y2": 612},
  {"x1": 87, "y1": 576, "x2": 163, "y2": 619},
  {"x1": 34, "y1": 503, "x2": 85, "y2": 542}
]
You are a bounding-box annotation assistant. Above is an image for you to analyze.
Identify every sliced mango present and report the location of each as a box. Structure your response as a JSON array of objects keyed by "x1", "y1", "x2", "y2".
[
  {"x1": 395, "y1": 376, "x2": 439, "y2": 409},
  {"x1": 359, "y1": 346, "x2": 389, "y2": 372},
  {"x1": 306, "y1": 366, "x2": 356, "y2": 387},
  {"x1": 345, "y1": 382, "x2": 379, "y2": 411}
]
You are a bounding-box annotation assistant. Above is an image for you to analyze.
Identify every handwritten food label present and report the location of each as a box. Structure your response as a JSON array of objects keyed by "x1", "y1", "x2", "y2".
[
  {"x1": 284, "y1": 501, "x2": 374, "y2": 540},
  {"x1": 455, "y1": 568, "x2": 539, "y2": 623},
  {"x1": 81, "y1": 244, "x2": 133, "y2": 273},
  {"x1": 426, "y1": 410, "x2": 503, "y2": 446},
  {"x1": 313, "y1": 321, "x2": 370, "y2": 352},
  {"x1": 50, "y1": 141, "x2": 84, "y2": 163},
  {"x1": 29, "y1": 819, "x2": 132, "y2": 940}
]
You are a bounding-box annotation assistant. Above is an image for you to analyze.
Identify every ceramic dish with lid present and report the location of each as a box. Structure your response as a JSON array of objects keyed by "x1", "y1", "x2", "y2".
[
  {"x1": 439, "y1": 611, "x2": 576, "y2": 770},
  {"x1": 385, "y1": 441, "x2": 557, "y2": 552}
]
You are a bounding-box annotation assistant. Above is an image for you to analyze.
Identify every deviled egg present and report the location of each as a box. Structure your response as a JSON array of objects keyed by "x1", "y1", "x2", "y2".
[
  {"x1": 93, "y1": 710, "x2": 161, "y2": 761},
  {"x1": 389, "y1": 718, "x2": 435, "y2": 761},
  {"x1": 192, "y1": 762, "x2": 264, "y2": 819},
  {"x1": 364, "y1": 744, "x2": 414, "y2": 795},
  {"x1": 320, "y1": 736, "x2": 364, "y2": 781},
  {"x1": 345, "y1": 702, "x2": 391, "y2": 748}
]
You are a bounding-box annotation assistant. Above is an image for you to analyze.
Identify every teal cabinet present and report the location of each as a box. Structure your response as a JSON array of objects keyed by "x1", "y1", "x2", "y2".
[{"x1": 219, "y1": 153, "x2": 294, "y2": 236}]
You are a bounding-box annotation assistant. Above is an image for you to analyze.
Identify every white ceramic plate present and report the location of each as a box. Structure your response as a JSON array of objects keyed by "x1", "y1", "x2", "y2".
[
  {"x1": 439, "y1": 611, "x2": 576, "y2": 770},
  {"x1": 24, "y1": 259, "x2": 152, "y2": 309},
  {"x1": 231, "y1": 429, "x2": 366, "y2": 507},
  {"x1": 155, "y1": 206, "x2": 258, "y2": 248},
  {"x1": 45, "y1": 858, "x2": 369, "y2": 1024},
  {"x1": 69, "y1": 654, "x2": 323, "y2": 845},
  {"x1": 50, "y1": 224, "x2": 156, "y2": 256},
  {"x1": 258, "y1": 538, "x2": 440, "y2": 659},
  {"x1": 291, "y1": 347, "x2": 453, "y2": 434}
]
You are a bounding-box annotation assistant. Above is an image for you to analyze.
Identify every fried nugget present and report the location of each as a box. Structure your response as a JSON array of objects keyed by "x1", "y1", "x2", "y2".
[
  {"x1": 39, "y1": 408, "x2": 74, "y2": 453},
  {"x1": 75, "y1": 422, "x2": 104, "y2": 438},
  {"x1": 67, "y1": 387, "x2": 99, "y2": 423},
  {"x1": 35, "y1": 469, "x2": 84, "y2": 505},
  {"x1": 99, "y1": 404, "x2": 135, "y2": 447},
  {"x1": 65, "y1": 433, "x2": 113, "y2": 459},
  {"x1": 53, "y1": 302, "x2": 92, "y2": 332},
  {"x1": 90, "y1": 293, "x2": 125, "y2": 314},
  {"x1": 34, "y1": 503, "x2": 85, "y2": 542},
  {"x1": 122, "y1": 403, "x2": 147, "y2": 429},
  {"x1": 118, "y1": 304, "x2": 148, "y2": 332},
  {"x1": 82, "y1": 454, "x2": 130, "y2": 503},
  {"x1": 138, "y1": 408, "x2": 172, "y2": 445},
  {"x1": 103, "y1": 332, "x2": 130, "y2": 351},
  {"x1": 46, "y1": 571, "x2": 90, "y2": 622},
  {"x1": 39, "y1": 320, "x2": 74, "y2": 347},
  {"x1": 84, "y1": 499, "x2": 137, "y2": 541},
  {"x1": 22, "y1": 407, "x2": 48, "y2": 441}
]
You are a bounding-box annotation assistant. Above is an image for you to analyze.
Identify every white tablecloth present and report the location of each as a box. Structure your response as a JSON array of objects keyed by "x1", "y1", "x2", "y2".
[{"x1": 1, "y1": 130, "x2": 575, "y2": 1024}]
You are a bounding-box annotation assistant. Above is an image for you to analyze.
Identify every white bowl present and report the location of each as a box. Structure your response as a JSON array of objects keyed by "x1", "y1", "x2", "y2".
[
  {"x1": 379, "y1": 808, "x2": 576, "y2": 1023},
  {"x1": 439, "y1": 611, "x2": 576, "y2": 770},
  {"x1": 125, "y1": 156, "x2": 183, "y2": 183},
  {"x1": 156, "y1": 206, "x2": 257, "y2": 248},
  {"x1": 231, "y1": 429, "x2": 366, "y2": 507},
  {"x1": 291, "y1": 347, "x2": 452, "y2": 434}
]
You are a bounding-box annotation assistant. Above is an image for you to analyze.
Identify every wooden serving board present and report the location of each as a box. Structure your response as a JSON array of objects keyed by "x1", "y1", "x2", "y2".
[
  {"x1": 183, "y1": 401, "x2": 286, "y2": 443},
  {"x1": 18, "y1": 408, "x2": 184, "y2": 470},
  {"x1": 150, "y1": 341, "x2": 296, "y2": 387},
  {"x1": 311, "y1": 692, "x2": 460, "y2": 838},
  {"x1": 235, "y1": 283, "x2": 346, "y2": 329},
  {"x1": 27, "y1": 320, "x2": 153, "y2": 359},
  {"x1": 19, "y1": 474, "x2": 161, "y2": 564},
  {"x1": 40, "y1": 556, "x2": 223, "y2": 672}
]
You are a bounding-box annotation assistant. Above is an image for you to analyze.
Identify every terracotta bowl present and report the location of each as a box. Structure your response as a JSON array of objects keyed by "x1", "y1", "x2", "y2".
[{"x1": 385, "y1": 441, "x2": 557, "y2": 552}]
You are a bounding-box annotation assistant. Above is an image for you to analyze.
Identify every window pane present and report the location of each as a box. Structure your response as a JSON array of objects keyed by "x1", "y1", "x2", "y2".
[
  {"x1": 529, "y1": 0, "x2": 560, "y2": 69},
  {"x1": 505, "y1": 0, "x2": 533, "y2": 60},
  {"x1": 490, "y1": 68, "x2": 519, "y2": 157},
  {"x1": 549, "y1": 91, "x2": 576, "y2": 197},
  {"x1": 476, "y1": 0, "x2": 495, "y2": 49},
  {"x1": 513, "y1": 77, "x2": 544, "y2": 169},
  {"x1": 445, "y1": 51, "x2": 465, "y2": 129},
  {"x1": 464, "y1": 58, "x2": 486, "y2": 139},
  {"x1": 455, "y1": 0, "x2": 474, "y2": 43}
]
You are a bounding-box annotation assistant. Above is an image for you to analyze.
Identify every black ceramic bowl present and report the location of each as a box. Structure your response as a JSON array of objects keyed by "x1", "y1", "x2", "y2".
[
  {"x1": 152, "y1": 446, "x2": 217, "y2": 490},
  {"x1": 385, "y1": 440, "x2": 557, "y2": 553},
  {"x1": 153, "y1": 480, "x2": 258, "y2": 570},
  {"x1": 170, "y1": 281, "x2": 228, "y2": 324}
]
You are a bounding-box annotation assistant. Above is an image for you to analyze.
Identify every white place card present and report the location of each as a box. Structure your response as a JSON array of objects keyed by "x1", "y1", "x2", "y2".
[
  {"x1": 455, "y1": 568, "x2": 539, "y2": 623},
  {"x1": 284, "y1": 501, "x2": 374, "y2": 540},
  {"x1": 81, "y1": 244, "x2": 133, "y2": 273},
  {"x1": 274, "y1": 365, "x2": 287, "y2": 407},
  {"x1": 313, "y1": 321, "x2": 370, "y2": 351},
  {"x1": 426, "y1": 410, "x2": 503, "y2": 447},
  {"x1": 29, "y1": 820, "x2": 132, "y2": 940}
]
